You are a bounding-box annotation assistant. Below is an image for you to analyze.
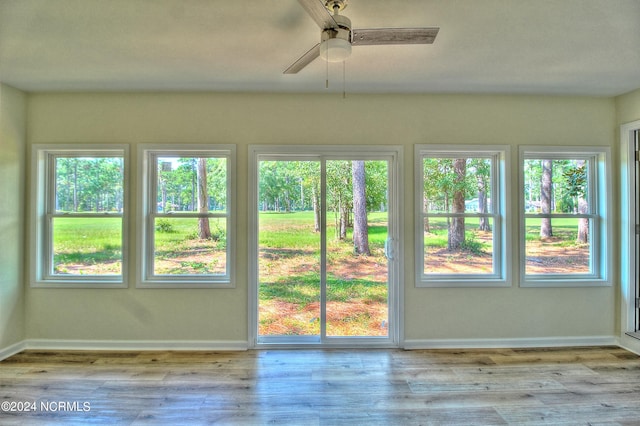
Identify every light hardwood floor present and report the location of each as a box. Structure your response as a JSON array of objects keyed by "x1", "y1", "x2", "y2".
[{"x1": 1, "y1": 346, "x2": 640, "y2": 425}]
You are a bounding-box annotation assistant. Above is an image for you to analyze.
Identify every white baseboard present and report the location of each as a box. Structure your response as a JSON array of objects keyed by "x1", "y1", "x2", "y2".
[
  {"x1": 4, "y1": 336, "x2": 626, "y2": 359},
  {"x1": 619, "y1": 333, "x2": 640, "y2": 355},
  {"x1": 403, "y1": 335, "x2": 618, "y2": 350},
  {"x1": 21, "y1": 339, "x2": 249, "y2": 352},
  {"x1": 0, "y1": 340, "x2": 27, "y2": 361}
]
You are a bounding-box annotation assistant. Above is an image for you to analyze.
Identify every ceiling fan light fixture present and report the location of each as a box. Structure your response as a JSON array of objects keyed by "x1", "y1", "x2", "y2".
[
  {"x1": 283, "y1": 0, "x2": 438, "y2": 74},
  {"x1": 319, "y1": 37, "x2": 352, "y2": 62}
]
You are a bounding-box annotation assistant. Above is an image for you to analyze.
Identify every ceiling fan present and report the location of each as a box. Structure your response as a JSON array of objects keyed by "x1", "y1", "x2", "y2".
[{"x1": 284, "y1": 0, "x2": 439, "y2": 74}]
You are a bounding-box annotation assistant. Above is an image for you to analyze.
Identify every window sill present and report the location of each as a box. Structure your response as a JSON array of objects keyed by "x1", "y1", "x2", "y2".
[
  {"x1": 137, "y1": 280, "x2": 234, "y2": 289},
  {"x1": 417, "y1": 279, "x2": 510, "y2": 288},
  {"x1": 31, "y1": 280, "x2": 127, "y2": 289},
  {"x1": 520, "y1": 278, "x2": 611, "y2": 288}
]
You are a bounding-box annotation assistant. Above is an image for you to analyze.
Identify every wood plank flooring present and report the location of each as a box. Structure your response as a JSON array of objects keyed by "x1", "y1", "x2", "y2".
[{"x1": 1, "y1": 346, "x2": 639, "y2": 425}]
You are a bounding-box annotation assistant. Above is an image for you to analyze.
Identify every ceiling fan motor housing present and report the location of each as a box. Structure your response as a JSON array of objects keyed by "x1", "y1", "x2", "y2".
[{"x1": 320, "y1": 14, "x2": 352, "y2": 62}]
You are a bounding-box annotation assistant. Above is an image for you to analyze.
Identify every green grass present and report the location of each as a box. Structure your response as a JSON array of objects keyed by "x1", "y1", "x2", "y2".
[
  {"x1": 52, "y1": 212, "x2": 584, "y2": 274},
  {"x1": 524, "y1": 217, "x2": 584, "y2": 242},
  {"x1": 259, "y1": 211, "x2": 388, "y2": 251},
  {"x1": 53, "y1": 217, "x2": 122, "y2": 269},
  {"x1": 259, "y1": 212, "x2": 320, "y2": 249},
  {"x1": 259, "y1": 272, "x2": 387, "y2": 305}
]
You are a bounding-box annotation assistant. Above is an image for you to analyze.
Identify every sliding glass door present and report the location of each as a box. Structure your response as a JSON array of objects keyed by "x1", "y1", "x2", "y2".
[{"x1": 249, "y1": 146, "x2": 401, "y2": 347}]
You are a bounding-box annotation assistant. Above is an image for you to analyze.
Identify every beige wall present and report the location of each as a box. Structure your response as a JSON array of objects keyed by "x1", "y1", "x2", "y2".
[
  {"x1": 617, "y1": 88, "x2": 640, "y2": 126},
  {"x1": 25, "y1": 92, "x2": 617, "y2": 345},
  {"x1": 0, "y1": 84, "x2": 26, "y2": 352}
]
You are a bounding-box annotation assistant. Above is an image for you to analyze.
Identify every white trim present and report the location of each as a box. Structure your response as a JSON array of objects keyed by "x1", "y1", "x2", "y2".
[
  {"x1": 619, "y1": 335, "x2": 640, "y2": 356},
  {"x1": 5, "y1": 338, "x2": 633, "y2": 357},
  {"x1": 21, "y1": 339, "x2": 248, "y2": 351},
  {"x1": 414, "y1": 144, "x2": 511, "y2": 287},
  {"x1": 518, "y1": 145, "x2": 612, "y2": 288},
  {"x1": 0, "y1": 341, "x2": 27, "y2": 361},
  {"x1": 403, "y1": 335, "x2": 618, "y2": 350},
  {"x1": 136, "y1": 144, "x2": 236, "y2": 288},
  {"x1": 620, "y1": 120, "x2": 640, "y2": 337},
  {"x1": 29, "y1": 144, "x2": 130, "y2": 288}
]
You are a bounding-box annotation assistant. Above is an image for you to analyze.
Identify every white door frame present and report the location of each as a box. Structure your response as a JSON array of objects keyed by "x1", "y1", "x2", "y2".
[
  {"x1": 621, "y1": 120, "x2": 640, "y2": 340},
  {"x1": 248, "y1": 145, "x2": 404, "y2": 348}
]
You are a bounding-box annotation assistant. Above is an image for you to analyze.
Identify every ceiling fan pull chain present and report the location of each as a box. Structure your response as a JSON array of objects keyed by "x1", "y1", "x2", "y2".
[
  {"x1": 343, "y1": 60, "x2": 346, "y2": 99},
  {"x1": 326, "y1": 50, "x2": 330, "y2": 89}
]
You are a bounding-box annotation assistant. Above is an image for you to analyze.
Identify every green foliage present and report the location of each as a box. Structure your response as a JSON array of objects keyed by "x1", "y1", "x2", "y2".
[
  {"x1": 208, "y1": 220, "x2": 226, "y2": 242},
  {"x1": 157, "y1": 157, "x2": 227, "y2": 212},
  {"x1": 563, "y1": 162, "x2": 587, "y2": 198},
  {"x1": 423, "y1": 157, "x2": 492, "y2": 214},
  {"x1": 459, "y1": 233, "x2": 485, "y2": 255},
  {"x1": 55, "y1": 156, "x2": 124, "y2": 213},
  {"x1": 156, "y1": 218, "x2": 174, "y2": 233},
  {"x1": 257, "y1": 160, "x2": 389, "y2": 213},
  {"x1": 524, "y1": 159, "x2": 589, "y2": 213}
]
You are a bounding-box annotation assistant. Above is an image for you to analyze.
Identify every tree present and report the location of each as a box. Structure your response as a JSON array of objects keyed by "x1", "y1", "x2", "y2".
[
  {"x1": 352, "y1": 160, "x2": 370, "y2": 255},
  {"x1": 197, "y1": 157, "x2": 211, "y2": 239},
  {"x1": 298, "y1": 162, "x2": 321, "y2": 232},
  {"x1": 327, "y1": 161, "x2": 352, "y2": 240},
  {"x1": 448, "y1": 158, "x2": 466, "y2": 249},
  {"x1": 422, "y1": 158, "x2": 448, "y2": 233},
  {"x1": 55, "y1": 157, "x2": 123, "y2": 213},
  {"x1": 470, "y1": 158, "x2": 491, "y2": 231},
  {"x1": 564, "y1": 161, "x2": 588, "y2": 243},
  {"x1": 540, "y1": 159, "x2": 553, "y2": 238}
]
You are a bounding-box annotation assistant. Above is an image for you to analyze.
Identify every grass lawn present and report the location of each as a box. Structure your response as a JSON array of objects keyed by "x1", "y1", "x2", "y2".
[
  {"x1": 258, "y1": 211, "x2": 389, "y2": 336},
  {"x1": 53, "y1": 217, "x2": 122, "y2": 274},
  {"x1": 52, "y1": 212, "x2": 587, "y2": 333}
]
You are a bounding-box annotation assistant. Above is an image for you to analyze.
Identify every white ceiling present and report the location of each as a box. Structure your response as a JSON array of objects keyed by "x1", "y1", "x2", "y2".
[{"x1": 1, "y1": 0, "x2": 639, "y2": 96}]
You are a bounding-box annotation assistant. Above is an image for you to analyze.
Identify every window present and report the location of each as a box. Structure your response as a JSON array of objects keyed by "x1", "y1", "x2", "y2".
[
  {"x1": 415, "y1": 145, "x2": 510, "y2": 287},
  {"x1": 519, "y1": 146, "x2": 611, "y2": 287},
  {"x1": 30, "y1": 145, "x2": 128, "y2": 288},
  {"x1": 138, "y1": 145, "x2": 235, "y2": 288}
]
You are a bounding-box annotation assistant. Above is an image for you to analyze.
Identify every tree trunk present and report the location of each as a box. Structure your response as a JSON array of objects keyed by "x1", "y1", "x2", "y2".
[
  {"x1": 577, "y1": 198, "x2": 589, "y2": 243},
  {"x1": 477, "y1": 175, "x2": 491, "y2": 231},
  {"x1": 423, "y1": 195, "x2": 430, "y2": 233},
  {"x1": 339, "y1": 200, "x2": 348, "y2": 241},
  {"x1": 540, "y1": 159, "x2": 553, "y2": 238},
  {"x1": 575, "y1": 159, "x2": 588, "y2": 243},
  {"x1": 312, "y1": 184, "x2": 320, "y2": 232},
  {"x1": 197, "y1": 158, "x2": 211, "y2": 239},
  {"x1": 448, "y1": 158, "x2": 466, "y2": 250},
  {"x1": 352, "y1": 161, "x2": 370, "y2": 255},
  {"x1": 73, "y1": 161, "x2": 78, "y2": 212}
]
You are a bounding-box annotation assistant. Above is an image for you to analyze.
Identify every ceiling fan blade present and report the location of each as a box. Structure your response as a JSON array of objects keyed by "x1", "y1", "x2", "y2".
[
  {"x1": 297, "y1": 0, "x2": 339, "y2": 29},
  {"x1": 351, "y1": 27, "x2": 439, "y2": 46},
  {"x1": 283, "y1": 43, "x2": 321, "y2": 74}
]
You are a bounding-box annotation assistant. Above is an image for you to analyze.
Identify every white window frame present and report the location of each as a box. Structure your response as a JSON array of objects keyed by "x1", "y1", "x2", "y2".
[
  {"x1": 30, "y1": 144, "x2": 129, "y2": 288},
  {"x1": 519, "y1": 146, "x2": 611, "y2": 287},
  {"x1": 137, "y1": 144, "x2": 235, "y2": 288},
  {"x1": 415, "y1": 145, "x2": 510, "y2": 288}
]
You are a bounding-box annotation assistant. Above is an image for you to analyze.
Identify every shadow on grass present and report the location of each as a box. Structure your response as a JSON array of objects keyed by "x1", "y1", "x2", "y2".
[
  {"x1": 55, "y1": 249, "x2": 121, "y2": 265},
  {"x1": 260, "y1": 272, "x2": 387, "y2": 306}
]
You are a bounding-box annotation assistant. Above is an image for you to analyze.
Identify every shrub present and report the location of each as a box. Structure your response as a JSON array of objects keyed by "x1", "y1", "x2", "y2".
[{"x1": 156, "y1": 219, "x2": 174, "y2": 233}]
